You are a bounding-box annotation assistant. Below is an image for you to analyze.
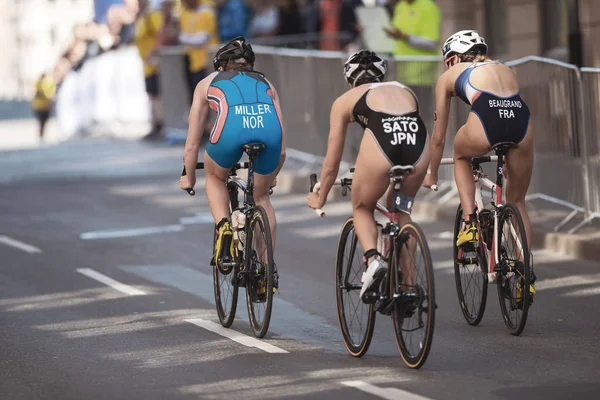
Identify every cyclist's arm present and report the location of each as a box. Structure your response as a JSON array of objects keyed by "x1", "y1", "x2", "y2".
[
  {"x1": 428, "y1": 73, "x2": 452, "y2": 180},
  {"x1": 317, "y1": 95, "x2": 350, "y2": 204},
  {"x1": 183, "y1": 73, "x2": 215, "y2": 181}
]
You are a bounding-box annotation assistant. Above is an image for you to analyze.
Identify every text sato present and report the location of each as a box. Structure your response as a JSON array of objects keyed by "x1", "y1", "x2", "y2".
[{"x1": 382, "y1": 117, "x2": 419, "y2": 146}]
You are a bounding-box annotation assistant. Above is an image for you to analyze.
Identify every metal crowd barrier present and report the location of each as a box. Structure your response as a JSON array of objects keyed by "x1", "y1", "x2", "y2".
[
  {"x1": 155, "y1": 47, "x2": 599, "y2": 232},
  {"x1": 572, "y1": 67, "x2": 600, "y2": 232}
]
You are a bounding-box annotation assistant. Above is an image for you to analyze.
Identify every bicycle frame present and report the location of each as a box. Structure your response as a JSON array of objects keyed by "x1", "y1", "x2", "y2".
[
  {"x1": 473, "y1": 166, "x2": 500, "y2": 280},
  {"x1": 441, "y1": 155, "x2": 525, "y2": 282}
]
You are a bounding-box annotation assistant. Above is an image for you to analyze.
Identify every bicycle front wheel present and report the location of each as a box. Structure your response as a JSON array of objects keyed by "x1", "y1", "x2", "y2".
[
  {"x1": 335, "y1": 217, "x2": 376, "y2": 357},
  {"x1": 245, "y1": 205, "x2": 275, "y2": 338},
  {"x1": 391, "y1": 222, "x2": 435, "y2": 369},
  {"x1": 213, "y1": 224, "x2": 239, "y2": 328},
  {"x1": 453, "y1": 205, "x2": 488, "y2": 326},
  {"x1": 496, "y1": 202, "x2": 531, "y2": 336}
]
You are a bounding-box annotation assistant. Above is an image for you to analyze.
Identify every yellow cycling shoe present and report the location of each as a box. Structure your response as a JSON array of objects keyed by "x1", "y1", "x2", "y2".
[
  {"x1": 515, "y1": 277, "x2": 536, "y2": 306},
  {"x1": 214, "y1": 218, "x2": 235, "y2": 274},
  {"x1": 456, "y1": 223, "x2": 479, "y2": 247}
]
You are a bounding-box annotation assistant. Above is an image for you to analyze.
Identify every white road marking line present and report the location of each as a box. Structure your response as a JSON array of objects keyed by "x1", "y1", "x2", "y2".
[
  {"x1": 0, "y1": 235, "x2": 42, "y2": 253},
  {"x1": 434, "y1": 231, "x2": 454, "y2": 239},
  {"x1": 76, "y1": 268, "x2": 146, "y2": 296},
  {"x1": 185, "y1": 318, "x2": 289, "y2": 354},
  {"x1": 180, "y1": 213, "x2": 215, "y2": 225},
  {"x1": 537, "y1": 273, "x2": 600, "y2": 291},
  {"x1": 291, "y1": 225, "x2": 343, "y2": 239},
  {"x1": 80, "y1": 225, "x2": 183, "y2": 240},
  {"x1": 341, "y1": 381, "x2": 433, "y2": 400}
]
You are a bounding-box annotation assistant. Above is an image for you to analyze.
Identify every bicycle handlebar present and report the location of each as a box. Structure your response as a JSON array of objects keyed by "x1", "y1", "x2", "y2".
[
  {"x1": 309, "y1": 173, "x2": 346, "y2": 218},
  {"x1": 309, "y1": 170, "x2": 435, "y2": 217},
  {"x1": 181, "y1": 161, "x2": 251, "y2": 196}
]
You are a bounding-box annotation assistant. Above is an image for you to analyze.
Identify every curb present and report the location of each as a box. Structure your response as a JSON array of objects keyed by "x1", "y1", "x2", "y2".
[{"x1": 412, "y1": 201, "x2": 599, "y2": 264}]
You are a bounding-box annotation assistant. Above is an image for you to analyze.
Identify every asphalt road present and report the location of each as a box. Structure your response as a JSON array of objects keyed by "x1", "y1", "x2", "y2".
[{"x1": 1, "y1": 141, "x2": 600, "y2": 400}]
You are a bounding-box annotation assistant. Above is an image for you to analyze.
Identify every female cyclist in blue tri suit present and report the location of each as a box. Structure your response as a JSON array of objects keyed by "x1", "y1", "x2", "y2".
[
  {"x1": 180, "y1": 37, "x2": 286, "y2": 272},
  {"x1": 423, "y1": 30, "x2": 535, "y2": 296}
]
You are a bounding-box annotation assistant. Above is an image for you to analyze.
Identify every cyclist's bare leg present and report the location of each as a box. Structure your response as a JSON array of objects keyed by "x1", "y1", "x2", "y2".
[
  {"x1": 352, "y1": 132, "x2": 393, "y2": 257},
  {"x1": 454, "y1": 115, "x2": 493, "y2": 220},
  {"x1": 254, "y1": 171, "x2": 278, "y2": 250},
  {"x1": 505, "y1": 123, "x2": 534, "y2": 253},
  {"x1": 254, "y1": 153, "x2": 285, "y2": 250},
  {"x1": 396, "y1": 140, "x2": 430, "y2": 286},
  {"x1": 204, "y1": 152, "x2": 231, "y2": 225}
]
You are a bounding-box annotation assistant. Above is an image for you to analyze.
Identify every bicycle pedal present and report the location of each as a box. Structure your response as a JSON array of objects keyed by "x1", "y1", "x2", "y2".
[
  {"x1": 458, "y1": 251, "x2": 479, "y2": 265},
  {"x1": 217, "y1": 258, "x2": 236, "y2": 275},
  {"x1": 361, "y1": 291, "x2": 379, "y2": 304},
  {"x1": 236, "y1": 271, "x2": 247, "y2": 288}
]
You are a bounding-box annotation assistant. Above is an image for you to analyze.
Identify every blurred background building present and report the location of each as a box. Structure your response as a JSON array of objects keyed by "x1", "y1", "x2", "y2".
[{"x1": 437, "y1": 0, "x2": 598, "y2": 66}]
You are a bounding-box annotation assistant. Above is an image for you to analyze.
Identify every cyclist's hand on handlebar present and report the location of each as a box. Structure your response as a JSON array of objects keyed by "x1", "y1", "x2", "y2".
[
  {"x1": 422, "y1": 173, "x2": 438, "y2": 189},
  {"x1": 180, "y1": 175, "x2": 196, "y2": 195},
  {"x1": 307, "y1": 192, "x2": 325, "y2": 210}
]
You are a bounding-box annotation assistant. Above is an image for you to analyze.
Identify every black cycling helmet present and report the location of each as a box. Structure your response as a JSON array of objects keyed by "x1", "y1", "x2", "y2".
[
  {"x1": 343, "y1": 50, "x2": 387, "y2": 87},
  {"x1": 213, "y1": 36, "x2": 256, "y2": 71}
]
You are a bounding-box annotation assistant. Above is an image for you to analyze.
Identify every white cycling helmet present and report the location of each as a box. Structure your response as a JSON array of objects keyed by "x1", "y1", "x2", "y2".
[
  {"x1": 344, "y1": 50, "x2": 387, "y2": 87},
  {"x1": 441, "y1": 30, "x2": 488, "y2": 60}
]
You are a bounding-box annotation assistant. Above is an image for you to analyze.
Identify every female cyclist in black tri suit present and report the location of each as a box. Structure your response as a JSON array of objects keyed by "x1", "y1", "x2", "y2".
[{"x1": 308, "y1": 50, "x2": 431, "y2": 302}]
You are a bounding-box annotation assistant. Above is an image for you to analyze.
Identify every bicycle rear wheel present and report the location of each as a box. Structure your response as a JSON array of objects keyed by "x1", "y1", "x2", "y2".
[
  {"x1": 391, "y1": 222, "x2": 435, "y2": 369},
  {"x1": 245, "y1": 205, "x2": 274, "y2": 338},
  {"x1": 453, "y1": 205, "x2": 488, "y2": 326},
  {"x1": 335, "y1": 217, "x2": 376, "y2": 357},
  {"x1": 496, "y1": 202, "x2": 531, "y2": 336}
]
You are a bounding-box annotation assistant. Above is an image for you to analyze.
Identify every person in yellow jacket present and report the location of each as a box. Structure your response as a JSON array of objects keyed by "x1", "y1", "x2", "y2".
[
  {"x1": 31, "y1": 73, "x2": 56, "y2": 141},
  {"x1": 384, "y1": 0, "x2": 441, "y2": 131},
  {"x1": 180, "y1": 0, "x2": 219, "y2": 106},
  {"x1": 135, "y1": 0, "x2": 171, "y2": 139}
]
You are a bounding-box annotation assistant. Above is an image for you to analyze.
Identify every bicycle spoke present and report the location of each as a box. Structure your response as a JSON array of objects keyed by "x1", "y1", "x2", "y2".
[
  {"x1": 496, "y1": 203, "x2": 530, "y2": 336},
  {"x1": 336, "y1": 218, "x2": 375, "y2": 357},
  {"x1": 453, "y1": 205, "x2": 488, "y2": 326},
  {"x1": 392, "y1": 223, "x2": 435, "y2": 369}
]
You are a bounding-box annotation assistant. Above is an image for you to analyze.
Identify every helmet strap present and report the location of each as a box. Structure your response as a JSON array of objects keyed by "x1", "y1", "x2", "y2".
[{"x1": 444, "y1": 55, "x2": 458, "y2": 69}]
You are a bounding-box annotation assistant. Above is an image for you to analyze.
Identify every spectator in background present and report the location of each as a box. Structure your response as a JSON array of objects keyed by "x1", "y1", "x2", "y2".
[
  {"x1": 277, "y1": 0, "x2": 303, "y2": 37},
  {"x1": 31, "y1": 72, "x2": 56, "y2": 142},
  {"x1": 248, "y1": 0, "x2": 279, "y2": 39},
  {"x1": 319, "y1": 0, "x2": 340, "y2": 50},
  {"x1": 216, "y1": 0, "x2": 251, "y2": 42},
  {"x1": 134, "y1": 0, "x2": 167, "y2": 140},
  {"x1": 106, "y1": 0, "x2": 140, "y2": 35},
  {"x1": 299, "y1": 0, "x2": 320, "y2": 37},
  {"x1": 179, "y1": 0, "x2": 220, "y2": 106},
  {"x1": 384, "y1": 0, "x2": 441, "y2": 131},
  {"x1": 339, "y1": 0, "x2": 361, "y2": 51},
  {"x1": 158, "y1": 0, "x2": 180, "y2": 46}
]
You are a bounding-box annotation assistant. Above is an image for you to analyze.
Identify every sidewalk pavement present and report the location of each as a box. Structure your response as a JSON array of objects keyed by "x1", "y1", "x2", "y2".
[
  {"x1": 411, "y1": 192, "x2": 600, "y2": 264},
  {"x1": 0, "y1": 118, "x2": 63, "y2": 150}
]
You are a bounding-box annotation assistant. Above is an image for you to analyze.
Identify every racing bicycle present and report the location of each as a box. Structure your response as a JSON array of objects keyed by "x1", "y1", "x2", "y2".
[
  {"x1": 182, "y1": 142, "x2": 276, "y2": 338},
  {"x1": 438, "y1": 141, "x2": 535, "y2": 336},
  {"x1": 310, "y1": 165, "x2": 435, "y2": 369}
]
